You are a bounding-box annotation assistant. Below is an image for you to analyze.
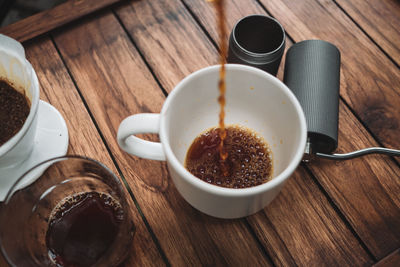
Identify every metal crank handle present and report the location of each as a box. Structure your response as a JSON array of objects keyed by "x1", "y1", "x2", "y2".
[{"x1": 315, "y1": 147, "x2": 400, "y2": 160}]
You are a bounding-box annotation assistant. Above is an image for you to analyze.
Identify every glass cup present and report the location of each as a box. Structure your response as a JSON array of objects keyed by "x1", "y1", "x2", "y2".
[{"x1": 0, "y1": 155, "x2": 135, "y2": 266}]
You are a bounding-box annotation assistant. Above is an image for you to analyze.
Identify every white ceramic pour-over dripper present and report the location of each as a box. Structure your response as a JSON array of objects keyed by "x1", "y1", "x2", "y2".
[
  {"x1": 0, "y1": 34, "x2": 69, "y2": 202},
  {"x1": 0, "y1": 34, "x2": 40, "y2": 168}
]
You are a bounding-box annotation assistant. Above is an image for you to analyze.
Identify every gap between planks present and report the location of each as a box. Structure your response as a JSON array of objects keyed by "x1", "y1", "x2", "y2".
[
  {"x1": 178, "y1": 0, "x2": 377, "y2": 261},
  {"x1": 47, "y1": 33, "x2": 171, "y2": 267}
]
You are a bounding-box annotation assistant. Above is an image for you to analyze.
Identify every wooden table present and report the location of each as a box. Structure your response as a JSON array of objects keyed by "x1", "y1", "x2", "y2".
[{"x1": 1, "y1": 0, "x2": 399, "y2": 266}]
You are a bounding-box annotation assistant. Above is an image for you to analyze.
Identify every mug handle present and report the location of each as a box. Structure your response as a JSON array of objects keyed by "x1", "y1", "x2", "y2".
[{"x1": 117, "y1": 113, "x2": 166, "y2": 161}]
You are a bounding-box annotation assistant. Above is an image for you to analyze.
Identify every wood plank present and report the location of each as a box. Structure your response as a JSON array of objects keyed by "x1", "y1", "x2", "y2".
[
  {"x1": 52, "y1": 10, "x2": 272, "y2": 266},
  {"x1": 183, "y1": 0, "x2": 400, "y2": 257},
  {"x1": 251, "y1": 0, "x2": 400, "y2": 259},
  {"x1": 115, "y1": 0, "x2": 219, "y2": 92},
  {"x1": 182, "y1": 0, "x2": 265, "y2": 49},
  {"x1": 374, "y1": 249, "x2": 400, "y2": 267},
  {"x1": 0, "y1": 0, "x2": 124, "y2": 42},
  {"x1": 181, "y1": 0, "x2": 400, "y2": 261},
  {"x1": 115, "y1": 0, "x2": 373, "y2": 265},
  {"x1": 23, "y1": 37, "x2": 165, "y2": 267},
  {"x1": 308, "y1": 101, "x2": 400, "y2": 259},
  {"x1": 256, "y1": 0, "x2": 400, "y2": 158},
  {"x1": 249, "y1": 167, "x2": 373, "y2": 266},
  {"x1": 335, "y1": 0, "x2": 400, "y2": 66}
]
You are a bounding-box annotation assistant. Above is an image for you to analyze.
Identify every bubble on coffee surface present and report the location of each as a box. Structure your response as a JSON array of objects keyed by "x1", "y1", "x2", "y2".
[{"x1": 185, "y1": 125, "x2": 273, "y2": 188}]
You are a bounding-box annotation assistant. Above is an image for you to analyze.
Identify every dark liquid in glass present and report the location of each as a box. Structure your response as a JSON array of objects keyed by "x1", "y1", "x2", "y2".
[{"x1": 46, "y1": 191, "x2": 123, "y2": 267}]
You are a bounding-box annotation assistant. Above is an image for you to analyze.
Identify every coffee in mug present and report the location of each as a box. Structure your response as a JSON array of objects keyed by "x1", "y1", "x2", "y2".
[
  {"x1": 118, "y1": 65, "x2": 307, "y2": 218},
  {"x1": 185, "y1": 125, "x2": 272, "y2": 188}
]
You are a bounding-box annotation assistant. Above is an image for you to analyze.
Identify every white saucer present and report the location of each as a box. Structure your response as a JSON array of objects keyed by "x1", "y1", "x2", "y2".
[{"x1": 0, "y1": 100, "x2": 69, "y2": 201}]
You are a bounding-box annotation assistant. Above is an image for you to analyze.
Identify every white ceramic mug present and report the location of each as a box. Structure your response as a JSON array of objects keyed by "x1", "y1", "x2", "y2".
[
  {"x1": 0, "y1": 34, "x2": 40, "y2": 168},
  {"x1": 118, "y1": 64, "x2": 307, "y2": 218}
]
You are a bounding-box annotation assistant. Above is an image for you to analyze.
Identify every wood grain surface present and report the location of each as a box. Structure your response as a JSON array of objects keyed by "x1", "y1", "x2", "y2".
[
  {"x1": 182, "y1": 0, "x2": 400, "y2": 261},
  {"x1": 113, "y1": 0, "x2": 379, "y2": 265},
  {"x1": 0, "y1": 0, "x2": 399, "y2": 265},
  {"x1": 257, "y1": 0, "x2": 400, "y2": 258},
  {"x1": 0, "y1": 0, "x2": 124, "y2": 42},
  {"x1": 374, "y1": 248, "x2": 400, "y2": 267},
  {"x1": 258, "y1": 0, "x2": 400, "y2": 156},
  {"x1": 51, "y1": 10, "x2": 272, "y2": 266},
  {"x1": 24, "y1": 37, "x2": 164, "y2": 267},
  {"x1": 335, "y1": 0, "x2": 400, "y2": 66},
  {"x1": 115, "y1": 0, "x2": 218, "y2": 92},
  {"x1": 308, "y1": 101, "x2": 400, "y2": 259},
  {"x1": 248, "y1": 166, "x2": 373, "y2": 266}
]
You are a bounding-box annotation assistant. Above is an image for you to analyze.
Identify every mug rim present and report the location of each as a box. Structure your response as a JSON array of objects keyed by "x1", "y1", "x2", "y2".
[
  {"x1": 0, "y1": 52, "x2": 40, "y2": 157},
  {"x1": 159, "y1": 64, "x2": 307, "y2": 197}
]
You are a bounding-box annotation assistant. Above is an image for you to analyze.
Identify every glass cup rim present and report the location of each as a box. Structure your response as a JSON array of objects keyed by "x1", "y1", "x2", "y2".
[
  {"x1": 0, "y1": 155, "x2": 132, "y2": 266},
  {"x1": 3, "y1": 155, "x2": 123, "y2": 204}
]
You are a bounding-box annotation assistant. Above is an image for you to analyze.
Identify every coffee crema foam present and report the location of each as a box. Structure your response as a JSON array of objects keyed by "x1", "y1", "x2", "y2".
[
  {"x1": 48, "y1": 191, "x2": 123, "y2": 222},
  {"x1": 185, "y1": 125, "x2": 273, "y2": 188}
]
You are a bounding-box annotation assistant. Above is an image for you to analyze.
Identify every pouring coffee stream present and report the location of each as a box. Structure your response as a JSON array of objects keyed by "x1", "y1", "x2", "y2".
[{"x1": 213, "y1": 0, "x2": 229, "y2": 175}]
